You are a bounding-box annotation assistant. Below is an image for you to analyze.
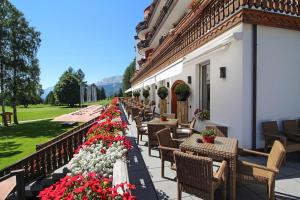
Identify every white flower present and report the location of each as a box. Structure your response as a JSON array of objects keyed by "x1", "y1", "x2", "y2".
[{"x1": 68, "y1": 140, "x2": 128, "y2": 177}]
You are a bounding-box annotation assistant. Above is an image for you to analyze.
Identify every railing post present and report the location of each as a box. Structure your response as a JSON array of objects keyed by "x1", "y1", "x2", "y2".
[{"x1": 11, "y1": 169, "x2": 25, "y2": 200}]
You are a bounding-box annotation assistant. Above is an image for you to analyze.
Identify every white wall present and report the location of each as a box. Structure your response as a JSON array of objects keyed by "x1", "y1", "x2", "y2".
[
  {"x1": 145, "y1": 23, "x2": 300, "y2": 149},
  {"x1": 256, "y1": 26, "x2": 300, "y2": 147},
  {"x1": 167, "y1": 23, "x2": 253, "y2": 148}
]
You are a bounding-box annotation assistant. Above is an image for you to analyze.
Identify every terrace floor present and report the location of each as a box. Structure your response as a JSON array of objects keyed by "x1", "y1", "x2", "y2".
[{"x1": 123, "y1": 112, "x2": 300, "y2": 200}]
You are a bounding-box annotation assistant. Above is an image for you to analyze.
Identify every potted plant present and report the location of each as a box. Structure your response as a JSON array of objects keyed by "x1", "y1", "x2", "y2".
[
  {"x1": 133, "y1": 91, "x2": 140, "y2": 98},
  {"x1": 133, "y1": 91, "x2": 140, "y2": 102},
  {"x1": 175, "y1": 83, "x2": 190, "y2": 101},
  {"x1": 200, "y1": 129, "x2": 216, "y2": 144},
  {"x1": 195, "y1": 109, "x2": 210, "y2": 121},
  {"x1": 160, "y1": 113, "x2": 168, "y2": 121},
  {"x1": 142, "y1": 89, "x2": 150, "y2": 105},
  {"x1": 157, "y1": 86, "x2": 168, "y2": 114},
  {"x1": 157, "y1": 86, "x2": 168, "y2": 99}
]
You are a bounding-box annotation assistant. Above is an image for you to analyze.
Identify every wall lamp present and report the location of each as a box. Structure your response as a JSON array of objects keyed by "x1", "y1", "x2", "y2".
[
  {"x1": 220, "y1": 67, "x2": 226, "y2": 78},
  {"x1": 167, "y1": 82, "x2": 170, "y2": 88},
  {"x1": 188, "y1": 76, "x2": 192, "y2": 84}
]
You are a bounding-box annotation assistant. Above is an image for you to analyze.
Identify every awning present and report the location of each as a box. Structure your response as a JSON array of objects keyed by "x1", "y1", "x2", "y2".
[
  {"x1": 143, "y1": 77, "x2": 156, "y2": 87},
  {"x1": 156, "y1": 59, "x2": 183, "y2": 82},
  {"x1": 124, "y1": 82, "x2": 144, "y2": 93},
  {"x1": 124, "y1": 58, "x2": 184, "y2": 93}
]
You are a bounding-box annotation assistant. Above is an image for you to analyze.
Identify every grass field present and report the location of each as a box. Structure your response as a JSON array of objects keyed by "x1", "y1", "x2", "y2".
[
  {"x1": 3, "y1": 99, "x2": 111, "y2": 122},
  {"x1": 0, "y1": 99, "x2": 111, "y2": 170},
  {"x1": 0, "y1": 120, "x2": 76, "y2": 170}
]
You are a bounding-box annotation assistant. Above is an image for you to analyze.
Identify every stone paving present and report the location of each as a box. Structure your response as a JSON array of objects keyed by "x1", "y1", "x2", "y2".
[{"x1": 124, "y1": 113, "x2": 300, "y2": 200}]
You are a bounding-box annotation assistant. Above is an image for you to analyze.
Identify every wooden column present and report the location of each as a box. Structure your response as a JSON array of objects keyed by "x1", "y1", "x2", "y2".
[
  {"x1": 177, "y1": 101, "x2": 188, "y2": 123},
  {"x1": 160, "y1": 99, "x2": 167, "y2": 114}
]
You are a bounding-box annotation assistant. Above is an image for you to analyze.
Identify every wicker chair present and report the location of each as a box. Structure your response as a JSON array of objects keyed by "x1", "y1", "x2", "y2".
[
  {"x1": 237, "y1": 140, "x2": 286, "y2": 200},
  {"x1": 262, "y1": 121, "x2": 287, "y2": 152},
  {"x1": 262, "y1": 121, "x2": 300, "y2": 155},
  {"x1": 157, "y1": 128, "x2": 180, "y2": 177},
  {"x1": 147, "y1": 124, "x2": 165, "y2": 156},
  {"x1": 176, "y1": 117, "x2": 196, "y2": 138},
  {"x1": 131, "y1": 107, "x2": 141, "y2": 122},
  {"x1": 206, "y1": 125, "x2": 228, "y2": 137},
  {"x1": 174, "y1": 151, "x2": 227, "y2": 200},
  {"x1": 144, "y1": 106, "x2": 156, "y2": 120},
  {"x1": 282, "y1": 120, "x2": 300, "y2": 142},
  {"x1": 134, "y1": 116, "x2": 148, "y2": 145}
]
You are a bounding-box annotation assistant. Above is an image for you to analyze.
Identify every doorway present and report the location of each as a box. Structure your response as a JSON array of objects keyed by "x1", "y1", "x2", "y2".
[
  {"x1": 171, "y1": 80, "x2": 185, "y2": 118},
  {"x1": 200, "y1": 63, "x2": 210, "y2": 110}
]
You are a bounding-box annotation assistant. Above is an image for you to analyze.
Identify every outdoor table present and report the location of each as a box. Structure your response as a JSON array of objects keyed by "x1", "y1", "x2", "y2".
[
  {"x1": 146, "y1": 118, "x2": 179, "y2": 138},
  {"x1": 179, "y1": 134, "x2": 238, "y2": 200}
]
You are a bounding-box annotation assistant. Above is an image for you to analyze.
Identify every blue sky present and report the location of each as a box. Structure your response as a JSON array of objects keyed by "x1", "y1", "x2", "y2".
[{"x1": 11, "y1": 0, "x2": 150, "y2": 89}]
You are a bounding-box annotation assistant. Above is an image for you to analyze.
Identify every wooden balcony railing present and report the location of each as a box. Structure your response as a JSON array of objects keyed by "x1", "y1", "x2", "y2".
[
  {"x1": 0, "y1": 117, "x2": 99, "y2": 185},
  {"x1": 131, "y1": 0, "x2": 300, "y2": 83}
]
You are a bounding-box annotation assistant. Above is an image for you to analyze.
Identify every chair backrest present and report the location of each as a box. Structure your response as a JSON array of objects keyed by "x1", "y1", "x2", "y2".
[
  {"x1": 147, "y1": 124, "x2": 166, "y2": 141},
  {"x1": 152, "y1": 106, "x2": 156, "y2": 115},
  {"x1": 189, "y1": 117, "x2": 197, "y2": 129},
  {"x1": 267, "y1": 140, "x2": 286, "y2": 171},
  {"x1": 262, "y1": 121, "x2": 279, "y2": 133},
  {"x1": 282, "y1": 120, "x2": 298, "y2": 131},
  {"x1": 156, "y1": 128, "x2": 175, "y2": 148},
  {"x1": 134, "y1": 116, "x2": 142, "y2": 126},
  {"x1": 131, "y1": 107, "x2": 140, "y2": 118},
  {"x1": 206, "y1": 125, "x2": 228, "y2": 137},
  {"x1": 174, "y1": 151, "x2": 213, "y2": 195}
]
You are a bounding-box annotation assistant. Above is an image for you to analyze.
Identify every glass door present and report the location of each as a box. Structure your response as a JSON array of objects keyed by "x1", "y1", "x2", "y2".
[{"x1": 200, "y1": 64, "x2": 210, "y2": 110}]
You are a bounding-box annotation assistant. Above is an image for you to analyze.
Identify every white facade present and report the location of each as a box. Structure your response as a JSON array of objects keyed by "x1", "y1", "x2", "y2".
[{"x1": 132, "y1": 22, "x2": 300, "y2": 148}]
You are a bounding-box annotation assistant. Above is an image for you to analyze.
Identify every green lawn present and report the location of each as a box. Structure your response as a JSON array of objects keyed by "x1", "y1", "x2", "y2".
[
  {"x1": 4, "y1": 104, "x2": 80, "y2": 122},
  {"x1": 0, "y1": 120, "x2": 76, "y2": 170},
  {"x1": 0, "y1": 100, "x2": 112, "y2": 170},
  {"x1": 3, "y1": 99, "x2": 111, "y2": 122}
]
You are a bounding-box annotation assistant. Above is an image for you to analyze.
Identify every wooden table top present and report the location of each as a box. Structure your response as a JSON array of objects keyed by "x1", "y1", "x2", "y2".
[
  {"x1": 146, "y1": 118, "x2": 178, "y2": 126},
  {"x1": 180, "y1": 134, "x2": 238, "y2": 157}
]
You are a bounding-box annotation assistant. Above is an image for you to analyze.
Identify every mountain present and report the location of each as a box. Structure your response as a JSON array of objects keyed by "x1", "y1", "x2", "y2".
[
  {"x1": 41, "y1": 86, "x2": 53, "y2": 99},
  {"x1": 96, "y1": 75, "x2": 123, "y2": 97}
]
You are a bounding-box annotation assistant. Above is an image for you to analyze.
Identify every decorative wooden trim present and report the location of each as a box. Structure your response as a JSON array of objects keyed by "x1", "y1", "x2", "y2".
[
  {"x1": 242, "y1": 9, "x2": 300, "y2": 31},
  {"x1": 132, "y1": 0, "x2": 300, "y2": 85},
  {"x1": 132, "y1": 10, "x2": 244, "y2": 84}
]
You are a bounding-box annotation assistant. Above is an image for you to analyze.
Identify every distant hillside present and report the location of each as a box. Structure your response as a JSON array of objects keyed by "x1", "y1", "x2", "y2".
[
  {"x1": 41, "y1": 86, "x2": 53, "y2": 99},
  {"x1": 96, "y1": 75, "x2": 122, "y2": 97}
]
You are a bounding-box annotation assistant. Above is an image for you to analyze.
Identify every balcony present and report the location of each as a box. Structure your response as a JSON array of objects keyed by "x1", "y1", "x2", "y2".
[
  {"x1": 136, "y1": 21, "x2": 148, "y2": 33},
  {"x1": 137, "y1": 39, "x2": 150, "y2": 50},
  {"x1": 131, "y1": 0, "x2": 300, "y2": 84},
  {"x1": 137, "y1": 58, "x2": 147, "y2": 67}
]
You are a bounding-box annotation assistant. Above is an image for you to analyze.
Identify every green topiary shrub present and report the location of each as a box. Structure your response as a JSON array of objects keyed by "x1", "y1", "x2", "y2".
[
  {"x1": 133, "y1": 91, "x2": 140, "y2": 97},
  {"x1": 157, "y1": 86, "x2": 168, "y2": 99},
  {"x1": 142, "y1": 89, "x2": 150, "y2": 98},
  {"x1": 175, "y1": 83, "x2": 190, "y2": 101}
]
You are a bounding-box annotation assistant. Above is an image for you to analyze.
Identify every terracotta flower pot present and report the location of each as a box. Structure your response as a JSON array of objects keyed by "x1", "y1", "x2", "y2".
[
  {"x1": 160, "y1": 117, "x2": 167, "y2": 121},
  {"x1": 202, "y1": 135, "x2": 215, "y2": 144}
]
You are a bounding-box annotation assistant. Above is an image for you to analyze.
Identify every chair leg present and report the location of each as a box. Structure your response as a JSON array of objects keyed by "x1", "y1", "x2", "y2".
[
  {"x1": 268, "y1": 181, "x2": 275, "y2": 200},
  {"x1": 222, "y1": 180, "x2": 227, "y2": 200},
  {"x1": 148, "y1": 142, "x2": 151, "y2": 156},
  {"x1": 177, "y1": 183, "x2": 181, "y2": 200},
  {"x1": 161, "y1": 158, "x2": 164, "y2": 178},
  {"x1": 137, "y1": 133, "x2": 140, "y2": 145},
  {"x1": 264, "y1": 140, "x2": 268, "y2": 152}
]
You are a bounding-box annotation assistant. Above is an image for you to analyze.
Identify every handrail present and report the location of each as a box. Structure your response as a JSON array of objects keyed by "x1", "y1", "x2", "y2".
[
  {"x1": 0, "y1": 169, "x2": 25, "y2": 200},
  {"x1": 0, "y1": 115, "x2": 101, "y2": 185},
  {"x1": 36, "y1": 116, "x2": 99, "y2": 151}
]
